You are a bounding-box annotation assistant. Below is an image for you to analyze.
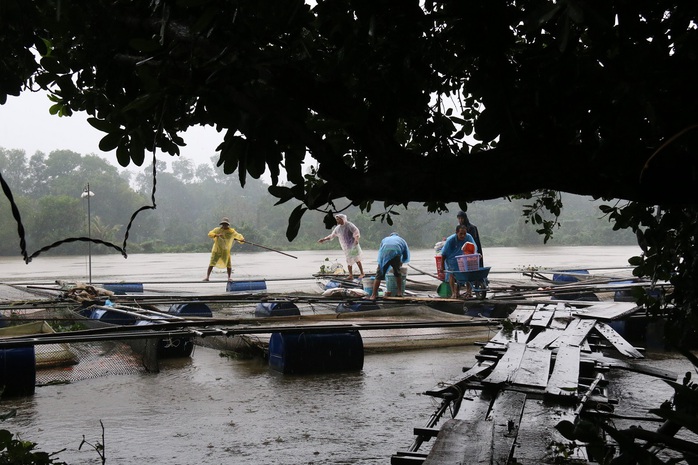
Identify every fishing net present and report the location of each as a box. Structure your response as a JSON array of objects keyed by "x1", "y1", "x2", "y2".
[
  {"x1": 1, "y1": 307, "x2": 158, "y2": 387},
  {"x1": 35, "y1": 339, "x2": 155, "y2": 385}
]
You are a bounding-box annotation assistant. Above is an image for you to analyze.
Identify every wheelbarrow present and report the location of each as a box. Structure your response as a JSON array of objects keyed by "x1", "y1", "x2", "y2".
[{"x1": 442, "y1": 267, "x2": 491, "y2": 300}]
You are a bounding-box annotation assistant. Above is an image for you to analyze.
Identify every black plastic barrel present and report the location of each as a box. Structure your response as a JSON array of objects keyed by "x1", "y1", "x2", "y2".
[
  {"x1": 135, "y1": 320, "x2": 196, "y2": 358},
  {"x1": 255, "y1": 302, "x2": 300, "y2": 317},
  {"x1": 268, "y1": 331, "x2": 364, "y2": 374},
  {"x1": 168, "y1": 303, "x2": 213, "y2": 317},
  {"x1": 0, "y1": 347, "x2": 36, "y2": 397}
]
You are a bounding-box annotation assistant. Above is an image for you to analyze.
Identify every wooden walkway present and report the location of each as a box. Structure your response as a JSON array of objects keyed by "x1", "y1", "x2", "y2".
[{"x1": 391, "y1": 301, "x2": 680, "y2": 465}]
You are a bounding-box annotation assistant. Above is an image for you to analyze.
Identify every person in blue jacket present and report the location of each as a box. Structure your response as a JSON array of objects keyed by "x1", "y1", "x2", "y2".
[
  {"x1": 367, "y1": 233, "x2": 410, "y2": 300},
  {"x1": 439, "y1": 225, "x2": 477, "y2": 298}
]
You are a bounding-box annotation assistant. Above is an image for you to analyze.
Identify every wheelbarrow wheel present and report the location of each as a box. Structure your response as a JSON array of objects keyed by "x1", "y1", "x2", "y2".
[{"x1": 472, "y1": 279, "x2": 487, "y2": 300}]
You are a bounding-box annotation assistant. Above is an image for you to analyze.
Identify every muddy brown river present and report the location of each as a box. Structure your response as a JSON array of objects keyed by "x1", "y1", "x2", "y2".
[{"x1": 2, "y1": 246, "x2": 690, "y2": 464}]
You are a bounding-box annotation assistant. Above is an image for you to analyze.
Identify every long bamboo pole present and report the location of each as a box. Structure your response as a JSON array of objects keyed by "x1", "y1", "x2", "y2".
[{"x1": 236, "y1": 239, "x2": 297, "y2": 259}]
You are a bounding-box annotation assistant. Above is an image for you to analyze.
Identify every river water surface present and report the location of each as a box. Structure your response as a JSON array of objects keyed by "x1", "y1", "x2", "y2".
[{"x1": 0, "y1": 246, "x2": 693, "y2": 464}]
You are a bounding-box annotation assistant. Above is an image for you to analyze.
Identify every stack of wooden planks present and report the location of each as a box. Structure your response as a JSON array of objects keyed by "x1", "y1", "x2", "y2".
[{"x1": 392, "y1": 301, "x2": 680, "y2": 465}]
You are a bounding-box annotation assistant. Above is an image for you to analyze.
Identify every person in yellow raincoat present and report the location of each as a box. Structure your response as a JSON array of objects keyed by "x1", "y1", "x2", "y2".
[{"x1": 204, "y1": 217, "x2": 245, "y2": 281}]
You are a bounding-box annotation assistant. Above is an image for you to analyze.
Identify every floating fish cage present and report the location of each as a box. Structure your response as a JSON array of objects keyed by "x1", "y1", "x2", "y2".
[
  {"x1": 78, "y1": 305, "x2": 197, "y2": 360},
  {"x1": 268, "y1": 330, "x2": 364, "y2": 374}
]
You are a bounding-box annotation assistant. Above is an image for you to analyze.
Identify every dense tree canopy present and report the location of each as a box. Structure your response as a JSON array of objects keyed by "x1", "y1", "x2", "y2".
[{"x1": 1, "y1": 1, "x2": 697, "y2": 226}]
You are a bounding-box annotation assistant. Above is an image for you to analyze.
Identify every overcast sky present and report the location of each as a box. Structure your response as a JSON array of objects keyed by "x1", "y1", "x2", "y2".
[{"x1": 0, "y1": 90, "x2": 222, "y2": 173}]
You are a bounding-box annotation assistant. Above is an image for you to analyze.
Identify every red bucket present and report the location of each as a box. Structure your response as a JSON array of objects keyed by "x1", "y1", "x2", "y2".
[
  {"x1": 435, "y1": 255, "x2": 445, "y2": 281},
  {"x1": 462, "y1": 241, "x2": 476, "y2": 254}
]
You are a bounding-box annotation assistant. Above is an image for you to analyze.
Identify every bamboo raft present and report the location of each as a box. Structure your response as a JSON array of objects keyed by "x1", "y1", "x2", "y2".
[{"x1": 391, "y1": 301, "x2": 681, "y2": 465}]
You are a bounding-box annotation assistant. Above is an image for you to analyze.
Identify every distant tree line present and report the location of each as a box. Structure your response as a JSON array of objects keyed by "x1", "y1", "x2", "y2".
[{"x1": 1, "y1": 148, "x2": 635, "y2": 258}]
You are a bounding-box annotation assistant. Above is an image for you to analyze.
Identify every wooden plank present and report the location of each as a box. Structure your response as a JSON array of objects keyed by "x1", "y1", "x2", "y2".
[
  {"x1": 549, "y1": 305, "x2": 573, "y2": 330},
  {"x1": 546, "y1": 345, "x2": 581, "y2": 397},
  {"x1": 530, "y1": 304, "x2": 555, "y2": 328},
  {"x1": 391, "y1": 452, "x2": 428, "y2": 465},
  {"x1": 511, "y1": 346, "x2": 551, "y2": 388},
  {"x1": 422, "y1": 418, "x2": 493, "y2": 465},
  {"x1": 526, "y1": 329, "x2": 563, "y2": 349},
  {"x1": 582, "y1": 353, "x2": 677, "y2": 380},
  {"x1": 491, "y1": 391, "x2": 527, "y2": 465},
  {"x1": 507, "y1": 308, "x2": 535, "y2": 325},
  {"x1": 483, "y1": 342, "x2": 527, "y2": 385},
  {"x1": 414, "y1": 427, "x2": 440, "y2": 438},
  {"x1": 593, "y1": 321, "x2": 644, "y2": 358},
  {"x1": 419, "y1": 392, "x2": 494, "y2": 464},
  {"x1": 573, "y1": 301, "x2": 639, "y2": 320},
  {"x1": 425, "y1": 361, "x2": 495, "y2": 397},
  {"x1": 483, "y1": 328, "x2": 530, "y2": 350},
  {"x1": 513, "y1": 399, "x2": 587, "y2": 464},
  {"x1": 454, "y1": 391, "x2": 495, "y2": 420},
  {"x1": 549, "y1": 318, "x2": 596, "y2": 348}
]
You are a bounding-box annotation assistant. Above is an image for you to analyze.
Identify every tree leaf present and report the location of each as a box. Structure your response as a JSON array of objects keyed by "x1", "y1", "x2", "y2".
[
  {"x1": 268, "y1": 185, "x2": 295, "y2": 205},
  {"x1": 99, "y1": 132, "x2": 122, "y2": 152},
  {"x1": 286, "y1": 204, "x2": 307, "y2": 241},
  {"x1": 87, "y1": 118, "x2": 120, "y2": 134}
]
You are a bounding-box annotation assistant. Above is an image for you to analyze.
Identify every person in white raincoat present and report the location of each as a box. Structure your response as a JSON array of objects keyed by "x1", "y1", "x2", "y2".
[
  {"x1": 204, "y1": 217, "x2": 245, "y2": 281},
  {"x1": 317, "y1": 214, "x2": 365, "y2": 279}
]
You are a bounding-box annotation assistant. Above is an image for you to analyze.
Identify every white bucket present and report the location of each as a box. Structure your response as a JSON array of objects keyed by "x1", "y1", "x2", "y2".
[
  {"x1": 386, "y1": 269, "x2": 407, "y2": 296},
  {"x1": 362, "y1": 277, "x2": 374, "y2": 294}
]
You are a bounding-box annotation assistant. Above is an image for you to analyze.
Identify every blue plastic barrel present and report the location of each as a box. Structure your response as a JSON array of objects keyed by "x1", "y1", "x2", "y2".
[
  {"x1": 551, "y1": 270, "x2": 589, "y2": 283},
  {"x1": 102, "y1": 283, "x2": 144, "y2": 293},
  {"x1": 255, "y1": 302, "x2": 300, "y2": 318},
  {"x1": 0, "y1": 347, "x2": 36, "y2": 397},
  {"x1": 335, "y1": 302, "x2": 381, "y2": 313},
  {"x1": 169, "y1": 303, "x2": 213, "y2": 317},
  {"x1": 612, "y1": 281, "x2": 636, "y2": 302},
  {"x1": 613, "y1": 281, "x2": 660, "y2": 302},
  {"x1": 80, "y1": 307, "x2": 138, "y2": 325},
  {"x1": 226, "y1": 280, "x2": 267, "y2": 292},
  {"x1": 268, "y1": 331, "x2": 364, "y2": 374}
]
